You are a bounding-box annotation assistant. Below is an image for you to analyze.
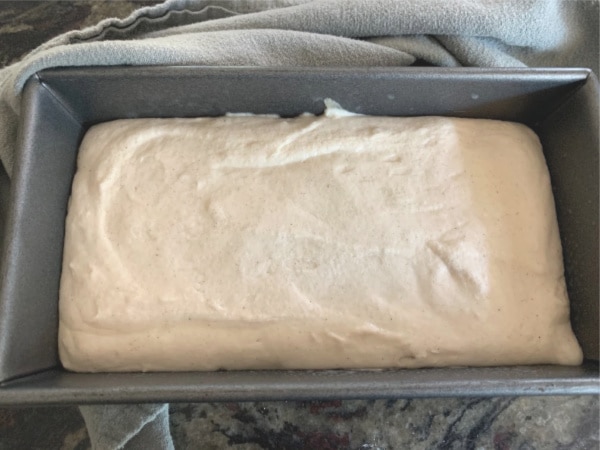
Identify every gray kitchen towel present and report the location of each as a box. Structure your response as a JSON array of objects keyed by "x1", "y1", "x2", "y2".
[
  {"x1": 0, "y1": 1, "x2": 597, "y2": 449},
  {"x1": 79, "y1": 404, "x2": 174, "y2": 450},
  {"x1": 0, "y1": 0, "x2": 598, "y2": 176}
]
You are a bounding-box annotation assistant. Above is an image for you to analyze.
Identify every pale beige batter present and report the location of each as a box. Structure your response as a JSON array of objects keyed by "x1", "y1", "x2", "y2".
[{"x1": 58, "y1": 113, "x2": 583, "y2": 372}]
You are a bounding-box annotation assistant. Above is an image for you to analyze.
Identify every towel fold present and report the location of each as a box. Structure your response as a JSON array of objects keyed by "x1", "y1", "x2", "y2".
[
  {"x1": 0, "y1": 1, "x2": 597, "y2": 449},
  {"x1": 1, "y1": 0, "x2": 598, "y2": 175},
  {"x1": 79, "y1": 404, "x2": 174, "y2": 450}
]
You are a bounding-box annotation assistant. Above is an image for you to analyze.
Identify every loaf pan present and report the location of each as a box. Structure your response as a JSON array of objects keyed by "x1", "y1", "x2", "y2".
[{"x1": 0, "y1": 67, "x2": 598, "y2": 405}]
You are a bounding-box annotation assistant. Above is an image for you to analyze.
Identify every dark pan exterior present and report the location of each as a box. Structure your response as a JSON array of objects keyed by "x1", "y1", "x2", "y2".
[{"x1": 0, "y1": 67, "x2": 598, "y2": 405}]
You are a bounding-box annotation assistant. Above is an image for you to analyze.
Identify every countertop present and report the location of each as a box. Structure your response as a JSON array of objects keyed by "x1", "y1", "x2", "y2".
[{"x1": 0, "y1": 2, "x2": 598, "y2": 449}]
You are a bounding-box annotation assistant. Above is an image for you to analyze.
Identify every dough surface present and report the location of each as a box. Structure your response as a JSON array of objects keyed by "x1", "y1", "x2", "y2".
[{"x1": 58, "y1": 115, "x2": 583, "y2": 372}]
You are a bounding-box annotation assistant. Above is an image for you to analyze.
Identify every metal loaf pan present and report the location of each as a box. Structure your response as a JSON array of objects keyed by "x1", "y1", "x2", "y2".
[{"x1": 0, "y1": 67, "x2": 598, "y2": 405}]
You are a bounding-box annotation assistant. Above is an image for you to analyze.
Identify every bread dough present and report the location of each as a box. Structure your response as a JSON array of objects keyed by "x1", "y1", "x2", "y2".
[{"x1": 58, "y1": 114, "x2": 583, "y2": 372}]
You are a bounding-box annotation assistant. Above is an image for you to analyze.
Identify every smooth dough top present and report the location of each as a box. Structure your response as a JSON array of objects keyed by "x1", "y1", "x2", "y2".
[{"x1": 58, "y1": 114, "x2": 583, "y2": 372}]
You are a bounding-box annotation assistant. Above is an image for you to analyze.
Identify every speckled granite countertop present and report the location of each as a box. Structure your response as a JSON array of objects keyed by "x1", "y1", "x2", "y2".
[{"x1": 0, "y1": 2, "x2": 598, "y2": 449}]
